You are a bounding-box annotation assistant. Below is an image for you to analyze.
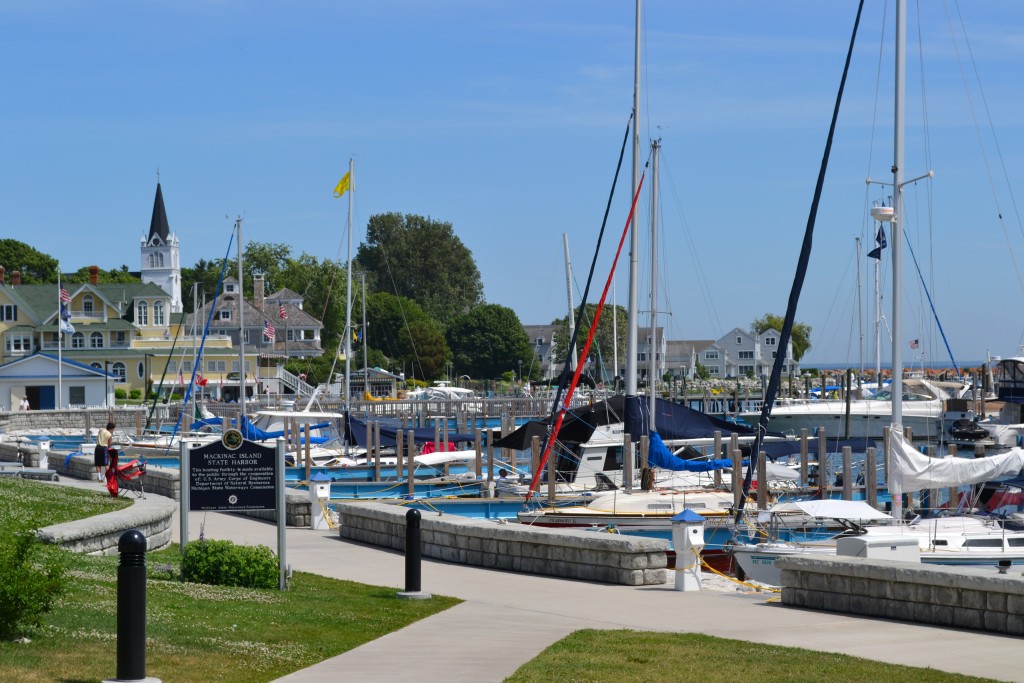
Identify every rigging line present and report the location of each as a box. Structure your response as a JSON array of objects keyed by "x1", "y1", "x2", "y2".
[
  {"x1": 544, "y1": 114, "x2": 633, "y2": 421},
  {"x1": 902, "y1": 224, "x2": 961, "y2": 379},
  {"x1": 146, "y1": 321, "x2": 184, "y2": 431},
  {"x1": 660, "y1": 155, "x2": 723, "y2": 337},
  {"x1": 737, "y1": 0, "x2": 866, "y2": 523},
  {"x1": 378, "y1": 240, "x2": 426, "y2": 381},
  {"x1": 942, "y1": 0, "x2": 1024, "y2": 302},
  {"x1": 527, "y1": 160, "x2": 650, "y2": 501}
]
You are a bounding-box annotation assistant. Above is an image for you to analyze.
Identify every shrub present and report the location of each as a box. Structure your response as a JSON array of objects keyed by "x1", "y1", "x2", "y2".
[
  {"x1": 114, "y1": 388, "x2": 127, "y2": 399},
  {"x1": 129, "y1": 389, "x2": 142, "y2": 400},
  {"x1": 181, "y1": 539, "x2": 278, "y2": 589},
  {"x1": 0, "y1": 531, "x2": 68, "y2": 639}
]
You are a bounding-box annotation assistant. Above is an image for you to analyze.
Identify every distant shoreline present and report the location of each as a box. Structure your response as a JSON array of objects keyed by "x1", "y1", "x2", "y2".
[{"x1": 805, "y1": 360, "x2": 988, "y2": 371}]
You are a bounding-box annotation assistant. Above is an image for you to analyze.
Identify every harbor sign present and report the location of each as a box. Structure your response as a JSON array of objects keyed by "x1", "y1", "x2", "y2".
[{"x1": 188, "y1": 429, "x2": 278, "y2": 511}]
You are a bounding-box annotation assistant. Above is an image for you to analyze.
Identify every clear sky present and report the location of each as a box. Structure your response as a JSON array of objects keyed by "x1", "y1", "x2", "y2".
[{"x1": 2, "y1": 1, "x2": 1022, "y2": 368}]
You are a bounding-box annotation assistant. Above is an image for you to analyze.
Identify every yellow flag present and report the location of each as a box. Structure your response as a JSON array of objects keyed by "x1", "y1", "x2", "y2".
[{"x1": 333, "y1": 171, "x2": 351, "y2": 198}]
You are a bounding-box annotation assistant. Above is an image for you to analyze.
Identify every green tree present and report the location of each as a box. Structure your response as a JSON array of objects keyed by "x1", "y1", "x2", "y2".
[
  {"x1": 66, "y1": 265, "x2": 139, "y2": 284},
  {"x1": 356, "y1": 213, "x2": 484, "y2": 324},
  {"x1": 751, "y1": 313, "x2": 812, "y2": 361},
  {"x1": 447, "y1": 304, "x2": 535, "y2": 380},
  {"x1": 551, "y1": 304, "x2": 628, "y2": 382},
  {"x1": 0, "y1": 239, "x2": 58, "y2": 283},
  {"x1": 365, "y1": 292, "x2": 448, "y2": 380},
  {"x1": 181, "y1": 258, "x2": 230, "y2": 313}
]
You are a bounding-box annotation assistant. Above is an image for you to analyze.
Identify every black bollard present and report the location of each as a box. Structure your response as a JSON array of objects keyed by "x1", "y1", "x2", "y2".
[
  {"x1": 116, "y1": 529, "x2": 149, "y2": 681},
  {"x1": 405, "y1": 509, "x2": 422, "y2": 592},
  {"x1": 397, "y1": 509, "x2": 431, "y2": 599}
]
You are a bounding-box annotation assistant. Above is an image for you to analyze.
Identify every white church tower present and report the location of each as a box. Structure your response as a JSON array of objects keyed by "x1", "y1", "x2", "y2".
[{"x1": 140, "y1": 182, "x2": 182, "y2": 313}]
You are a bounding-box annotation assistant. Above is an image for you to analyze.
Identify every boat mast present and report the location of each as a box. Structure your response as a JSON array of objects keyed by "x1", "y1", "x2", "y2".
[
  {"x1": 344, "y1": 158, "x2": 354, "y2": 431},
  {"x1": 874, "y1": 229, "x2": 882, "y2": 387},
  {"x1": 563, "y1": 233, "x2": 578, "y2": 372},
  {"x1": 891, "y1": 0, "x2": 905, "y2": 433},
  {"x1": 625, "y1": 0, "x2": 641, "y2": 404},
  {"x1": 236, "y1": 217, "x2": 246, "y2": 420},
  {"x1": 649, "y1": 139, "x2": 660, "y2": 429}
]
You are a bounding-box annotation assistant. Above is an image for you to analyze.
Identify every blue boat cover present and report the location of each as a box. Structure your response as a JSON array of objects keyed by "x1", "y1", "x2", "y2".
[{"x1": 647, "y1": 432, "x2": 735, "y2": 472}]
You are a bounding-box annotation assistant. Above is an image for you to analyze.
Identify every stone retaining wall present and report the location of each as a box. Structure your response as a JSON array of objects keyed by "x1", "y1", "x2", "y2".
[
  {"x1": 779, "y1": 555, "x2": 1024, "y2": 635},
  {"x1": 234, "y1": 489, "x2": 313, "y2": 527},
  {"x1": 36, "y1": 495, "x2": 177, "y2": 555},
  {"x1": 0, "y1": 440, "x2": 41, "y2": 467},
  {"x1": 0, "y1": 407, "x2": 156, "y2": 435},
  {"x1": 335, "y1": 501, "x2": 669, "y2": 586}
]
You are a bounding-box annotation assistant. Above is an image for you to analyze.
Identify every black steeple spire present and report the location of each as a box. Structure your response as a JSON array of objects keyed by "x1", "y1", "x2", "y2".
[{"x1": 148, "y1": 182, "x2": 170, "y2": 244}]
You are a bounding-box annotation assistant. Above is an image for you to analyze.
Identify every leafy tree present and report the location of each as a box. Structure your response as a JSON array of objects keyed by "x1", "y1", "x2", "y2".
[
  {"x1": 751, "y1": 313, "x2": 812, "y2": 361},
  {"x1": 550, "y1": 304, "x2": 628, "y2": 382},
  {"x1": 0, "y1": 239, "x2": 58, "y2": 283},
  {"x1": 694, "y1": 361, "x2": 710, "y2": 381},
  {"x1": 356, "y1": 213, "x2": 484, "y2": 324},
  {"x1": 365, "y1": 292, "x2": 449, "y2": 380},
  {"x1": 66, "y1": 265, "x2": 139, "y2": 284},
  {"x1": 447, "y1": 304, "x2": 535, "y2": 380},
  {"x1": 181, "y1": 258, "x2": 231, "y2": 312}
]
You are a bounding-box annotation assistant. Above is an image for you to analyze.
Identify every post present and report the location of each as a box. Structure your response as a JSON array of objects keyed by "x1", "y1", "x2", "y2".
[
  {"x1": 179, "y1": 439, "x2": 189, "y2": 554},
  {"x1": 799, "y1": 428, "x2": 809, "y2": 487},
  {"x1": 865, "y1": 447, "x2": 878, "y2": 510},
  {"x1": 397, "y1": 509, "x2": 431, "y2": 599},
  {"x1": 712, "y1": 431, "x2": 722, "y2": 488},
  {"x1": 277, "y1": 438, "x2": 287, "y2": 590},
  {"x1": 816, "y1": 427, "x2": 827, "y2": 497},
  {"x1": 530, "y1": 435, "x2": 540, "y2": 479},
  {"x1": 112, "y1": 530, "x2": 157, "y2": 683},
  {"x1": 623, "y1": 433, "x2": 633, "y2": 492},
  {"x1": 373, "y1": 421, "x2": 382, "y2": 481},
  {"x1": 842, "y1": 446, "x2": 853, "y2": 500},
  {"x1": 731, "y1": 447, "x2": 743, "y2": 509},
  {"x1": 396, "y1": 430, "x2": 404, "y2": 481},
  {"x1": 406, "y1": 430, "x2": 416, "y2": 498}
]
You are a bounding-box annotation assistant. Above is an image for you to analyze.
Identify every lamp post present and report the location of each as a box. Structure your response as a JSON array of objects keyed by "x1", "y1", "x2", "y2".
[
  {"x1": 144, "y1": 354, "x2": 153, "y2": 401},
  {"x1": 104, "y1": 360, "x2": 109, "y2": 407}
]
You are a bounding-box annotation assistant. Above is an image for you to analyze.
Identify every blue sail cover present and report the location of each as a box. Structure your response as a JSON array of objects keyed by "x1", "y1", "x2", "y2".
[{"x1": 648, "y1": 432, "x2": 735, "y2": 472}]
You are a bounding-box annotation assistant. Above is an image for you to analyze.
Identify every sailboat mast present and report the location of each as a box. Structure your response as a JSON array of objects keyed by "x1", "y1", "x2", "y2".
[
  {"x1": 874, "y1": 244, "x2": 882, "y2": 386},
  {"x1": 891, "y1": 0, "x2": 906, "y2": 431},
  {"x1": 649, "y1": 139, "x2": 660, "y2": 429},
  {"x1": 236, "y1": 217, "x2": 246, "y2": 420},
  {"x1": 344, "y1": 158, "x2": 354, "y2": 421},
  {"x1": 57, "y1": 266, "x2": 63, "y2": 410},
  {"x1": 625, "y1": 0, "x2": 641, "y2": 400},
  {"x1": 563, "y1": 233, "x2": 578, "y2": 372}
]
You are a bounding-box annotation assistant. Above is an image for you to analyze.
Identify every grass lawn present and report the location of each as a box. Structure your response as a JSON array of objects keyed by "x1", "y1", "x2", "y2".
[
  {"x1": 0, "y1": 477, "x2": 131, "y2": 529},
  {"x1": 506, "y1": 630, "x2": 1002, "y2": 683}
]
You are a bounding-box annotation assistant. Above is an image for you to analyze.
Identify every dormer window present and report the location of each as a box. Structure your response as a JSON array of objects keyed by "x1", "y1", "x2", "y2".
[
  {"x1": 218, "y1": 308, "x2": 232, "y2": 321},
  {"x1": 83, "y1": 294, "x2": 93, "y2": 315},
  {"x1": 225, "y1": 282, "x2": 237, "y2": 293}
]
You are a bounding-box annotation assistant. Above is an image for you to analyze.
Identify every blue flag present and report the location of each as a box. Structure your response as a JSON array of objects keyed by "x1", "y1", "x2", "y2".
[{"x1": 868, "y1": 226, "x2": 887, "y2": 260}]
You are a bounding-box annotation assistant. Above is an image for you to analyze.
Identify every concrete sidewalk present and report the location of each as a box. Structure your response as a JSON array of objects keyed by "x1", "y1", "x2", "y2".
[{"x1": 169, "y1": 508, "x2": 1020, "y2": 683}]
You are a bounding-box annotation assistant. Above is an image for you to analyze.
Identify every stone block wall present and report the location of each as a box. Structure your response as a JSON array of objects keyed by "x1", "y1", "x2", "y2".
[
  {"x1": 36, "y1": 496, "x2": 177, "y2": 555},
  {"x1": 336, "y1": 501, "x2": 669, "y2": 586},
  {"x1": 235, "y1": 489, "x2": 313, "y2": 527},
  {"x1": 779, "y1": 555, "x2": 1024, "y2": 635},
  {"x1": 0, "y1": 407, "x2": 155, "y2": 435}
]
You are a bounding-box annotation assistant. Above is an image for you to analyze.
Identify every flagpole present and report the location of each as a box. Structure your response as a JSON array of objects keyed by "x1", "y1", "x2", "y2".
[{"x1": 343, "y1": 159, "x2": 354, "y2": 439}]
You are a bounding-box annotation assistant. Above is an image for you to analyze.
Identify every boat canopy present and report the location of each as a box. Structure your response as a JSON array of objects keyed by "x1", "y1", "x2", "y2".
[{"x1": 771, "y1": 499, "x2": 893, "y2": 521}]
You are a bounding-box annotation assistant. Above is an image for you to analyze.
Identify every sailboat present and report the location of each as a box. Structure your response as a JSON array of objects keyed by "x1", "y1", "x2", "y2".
[{"x1": 729, "y1": 0, "x2": 1024, "y2": 581}]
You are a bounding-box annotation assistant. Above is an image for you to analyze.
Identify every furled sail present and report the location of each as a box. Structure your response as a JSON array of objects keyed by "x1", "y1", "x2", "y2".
[{"x1": 888, "y1": 431, "x2": 1024, "y2": 495}]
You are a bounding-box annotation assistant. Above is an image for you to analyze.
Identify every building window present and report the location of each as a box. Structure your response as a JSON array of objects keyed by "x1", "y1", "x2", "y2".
[
  {"x1": 154, "y1": 301, "x2": 165, "y2": 326},
  {"x1": 704, "y1": 350, "x2": 719, "y2": 360},
  {"x1": 137, "y1": 301, "x2": 149, "y2": 326},
  {"x1": 91, "y1": 362, "x2": 102, "y2": 370},
  {"x1": 207, "y1": 360, "x2": 226, "y2": 373},
  {"x1": 736, "y1": 336, "x2": 743, "y2": 345},
  {"x1": 113, "y1": 331, "x2": 127, "y2": 345},
  {"x1": 137, "y1": 362, "x2": 145, "y2": 379},
  {"x1": 83, "y1": 295, "x2": 94, "y2": 315},
  {"x1": 764, "y1": 336, "x2": 777, "y2": 346},
  {"x1": 112, "y1": 362, "x2": 126, "y2": 382},
  {"x1": 535, "y1": 337, "x2": 545, "y2": 345},
  {"x1": 90, "y1": 332, "x2": 104, "y2": 348},
  {"x1": 709, "y1": 365, "x2": 720, "y2": 375},
  {"x1": 225, "y1": 282, "x2": 236, "y2": 293},
  {"x1": 0, "y1": 304, "x2": 16, "y2": 321},
  {"x1": 218, "y1": 309, "x2": 231, "y2": 321},
  {"x1": 739, "y1": 365, "x2": 754, "y2": 375},
  {"x1": 69, "y1": 386, "x2": 85, "y2": 405},
  {"x1": 638, "y1": 352, "x2": 647, "y2": 362},
  {"x1": 167, "y1": 360, "x2": 177, "y2": 372},
  {"x1": 5, "y1": 334, "x2": 31, "y2": 353},
  {"x1": 738, "y1": 350, "x2": 754, "y2": 360},
  {"x1": 72, "y1": 332, "x2": 85, "y2": 349},
  {"x1": 772, "y1": 350, "x2": 778, "y2": 358}
]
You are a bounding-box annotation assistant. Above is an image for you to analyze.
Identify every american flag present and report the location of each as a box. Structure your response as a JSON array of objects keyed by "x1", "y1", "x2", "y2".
[
  {"x1": 59, "y1": 287, "x2": 71, "y2": 303},
  {"x1": 279, "y1": 304, "x2": 287, "y2": 320},
  {"x1": 263, "y1": 319, "x2": 276, "y2": 340}
]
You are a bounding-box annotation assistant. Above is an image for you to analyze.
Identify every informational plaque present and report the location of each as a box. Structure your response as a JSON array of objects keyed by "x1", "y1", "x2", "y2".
[{"x1": 189, "y1": 429, "x2": 278, "y2": 511}]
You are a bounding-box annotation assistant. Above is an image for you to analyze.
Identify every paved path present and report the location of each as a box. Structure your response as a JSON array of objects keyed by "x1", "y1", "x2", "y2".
[{"x1": 50, "y1": 476, "x2": 1023, "y2": 682}]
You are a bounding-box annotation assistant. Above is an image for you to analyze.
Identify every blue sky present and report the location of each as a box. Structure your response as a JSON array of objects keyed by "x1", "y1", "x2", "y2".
[{"x1": 2, "y1": 1, "x2": 1023, "y2": 368}]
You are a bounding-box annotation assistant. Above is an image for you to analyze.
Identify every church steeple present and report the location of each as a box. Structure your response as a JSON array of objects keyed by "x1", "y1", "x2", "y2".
[
  {"x1": 141, "y1": 181, "x2": 182, "y2": 313},
  {"x1": 148, "y1": 182, "x2": 171, "y2": 244}
]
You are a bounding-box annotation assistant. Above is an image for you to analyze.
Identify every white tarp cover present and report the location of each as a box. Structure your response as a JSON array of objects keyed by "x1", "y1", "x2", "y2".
[
  {"x1": 773, "y1": 499, "x2": 893, "y2": 521},
  {"x1": 888, "y1": 431, "x2": 1024, "y2": 495}
]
